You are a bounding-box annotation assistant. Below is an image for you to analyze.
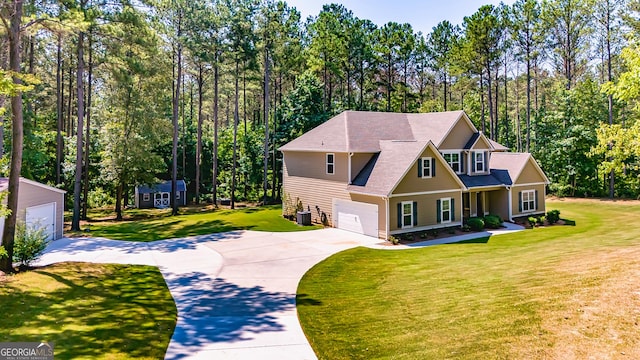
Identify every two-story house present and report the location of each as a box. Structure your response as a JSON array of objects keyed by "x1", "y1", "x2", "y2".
[{"x1": 279, "y1": 110, "x2": 549, "y2": 239}]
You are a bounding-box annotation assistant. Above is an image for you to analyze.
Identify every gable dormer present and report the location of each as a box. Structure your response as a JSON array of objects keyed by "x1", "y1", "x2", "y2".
[{"x1": 464, "y1": 132, "x2": 493, "y2": 176}]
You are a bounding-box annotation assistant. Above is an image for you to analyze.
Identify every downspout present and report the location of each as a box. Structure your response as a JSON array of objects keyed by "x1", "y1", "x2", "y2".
[
  {"x1": 384, "y1": 196, "x2": 389, "y2": 240},
  {"x1": 348, "y1": 152, "x2": 354, "y2": 184},
  {"x1": 506, "y1": 186, "x2": 513, "y2": 222}
]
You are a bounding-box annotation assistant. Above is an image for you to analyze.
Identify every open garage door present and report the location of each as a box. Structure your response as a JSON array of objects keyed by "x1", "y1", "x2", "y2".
[
  {"x1": 26, "y1": 202, "x2": 56, "y2": 241},
  {"x1": 333, "y1": 199, "x2": 378, "y2": 237}
]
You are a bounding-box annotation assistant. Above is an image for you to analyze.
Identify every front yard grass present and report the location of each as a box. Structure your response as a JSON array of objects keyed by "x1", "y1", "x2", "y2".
[
  {"x1": 0, "y1": 262, "x2": 176, "y2": 359},
  {"x1": 297, "y1": 198, "x2": 640, "y2": 359},
  {"x1": 69, "y1": 204, "x2": 321, "y2": 241}
]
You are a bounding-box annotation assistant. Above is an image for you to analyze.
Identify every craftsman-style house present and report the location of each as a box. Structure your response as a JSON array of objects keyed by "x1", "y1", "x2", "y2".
[{"x1": 279, "y1": 110, "x2": 549, "y2": 239}]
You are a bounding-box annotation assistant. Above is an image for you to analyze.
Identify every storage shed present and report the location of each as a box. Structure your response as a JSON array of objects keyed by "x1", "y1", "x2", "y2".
[
  {"x1": 135, "y1": 180, "x2": 187, "y2": 209},
  {"x1": 0, "y1": 177, "x2": 66, "y2": 241}
]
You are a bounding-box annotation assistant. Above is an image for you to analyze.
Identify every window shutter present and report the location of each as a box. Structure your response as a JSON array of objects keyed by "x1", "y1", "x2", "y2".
[
  {"x1": 397, "y1": 203, "x2": 402, "y2": 228},
  {"x1": 413, "y1": 201, "x2": 418, "y2": 226},
  {"x1": 484, "y1": 151, "x2": 488, "y2": 172},
  {"x1": 436, "y1": 200, "x2": 441, "y2": 223},
  {"x1": 418, "y1": 159, "x2": 422, "y2": 177},
  {"x1": 451, "y1": 198, "x2": 455, "y2": 221},
  {"x1": 431, "y1": 158, "x2": 436, "y2": 177},
  {"x1": 518, "y1": 192, "x2": 522, "y2": 212},
  {"x1": 460, "y1": 154, "x2": 465, "y2": 173},
  {"x1": 535, "y1": 190, "x2": 539, "y2": 210},
  {"x1": 471, "y1": 152, "x2": 476, "y2": 172}
]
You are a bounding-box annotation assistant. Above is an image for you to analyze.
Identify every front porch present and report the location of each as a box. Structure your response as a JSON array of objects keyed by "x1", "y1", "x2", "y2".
[{"x1": 462, "y1": 187, "x2": 510, "y2": 221}]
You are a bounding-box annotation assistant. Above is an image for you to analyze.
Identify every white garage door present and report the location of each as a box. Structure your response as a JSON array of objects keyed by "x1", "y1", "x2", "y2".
[
  {"x1": 26, "y1": 202, "x2": 56, "y2": 241},
  {"x1": 333, "y1": 199, "x2": 378, "y2": 237}
]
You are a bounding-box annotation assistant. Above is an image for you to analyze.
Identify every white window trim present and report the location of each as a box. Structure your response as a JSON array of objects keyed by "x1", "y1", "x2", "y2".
[
  {"x1": 176, "y1": 191, "x2": 181, "y2": 200},
  {"x1": 440, "y1": 197, "x2": 452, "y2": 224},
  {"x1": 420, "y1": 157, "x2": 432, "y2": 178},
  {"x1": 442, "y1": 151, "x2": 462, "y2": 174},
  {"x1": 522, "y1": 189, "x2": 536, "y2": 213},
  {"x1": 143, "y1": 193, "x2": 150, "y2": 201},
  {"x1": 401, "y1": 201, "x2": 414, "y2": 229},
  {"x1": 475, "y1": 152, "x2": 485, "y2": 172},
  {"x1": 326, "y1": 153, "x2": 335, "y2": 175}
]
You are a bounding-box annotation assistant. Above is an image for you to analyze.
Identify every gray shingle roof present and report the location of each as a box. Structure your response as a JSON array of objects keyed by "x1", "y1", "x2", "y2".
[
  {"x1": 489, "y1": 153, "x2": 532, "y2": 184},
  {"x1": 279, "y1": 110, "x2": 465, "y2": 152},
  {"x1": 347, "y1": 140, "x2": 430, "y2": 196}
]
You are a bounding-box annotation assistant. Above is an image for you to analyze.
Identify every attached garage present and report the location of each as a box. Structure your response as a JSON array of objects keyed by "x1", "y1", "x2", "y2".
[
  {"x1": 332, "y1": 199, "x2": 378, "y2": 237},
  {"x1": 0, "y1": 178, "x2": 66, "y2": 241}
]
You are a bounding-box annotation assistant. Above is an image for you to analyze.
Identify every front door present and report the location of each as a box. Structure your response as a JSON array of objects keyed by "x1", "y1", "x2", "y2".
[{"x1": 476, "y1": 191, "x2": 484, "y2": 216}]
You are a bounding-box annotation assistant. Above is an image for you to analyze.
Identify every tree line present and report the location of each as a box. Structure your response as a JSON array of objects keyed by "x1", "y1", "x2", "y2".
[{"x1": 0, "y1": 0, "x2": 639, "y2": 248}]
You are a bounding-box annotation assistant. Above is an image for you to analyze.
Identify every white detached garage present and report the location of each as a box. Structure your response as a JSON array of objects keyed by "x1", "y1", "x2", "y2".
[{"x1": 0, "y1": 178, "x2": 66, "y2": 241}]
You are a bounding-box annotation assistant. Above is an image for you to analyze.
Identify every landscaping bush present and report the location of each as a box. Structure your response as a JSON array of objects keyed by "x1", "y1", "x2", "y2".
[
  {"x1": 547, "y1": 209, "x2": 561, "y2": 224},
  {"x1": 467, "y1": 217, "x2": 485, "y2": 231},
  {"x1": 0, "y1": 245, "x2": 6, "y2": 260},
  {"x1": 528, "y1": 216, "x2": 538, "y2": 228},
  {"x1": 13, "y1": 223, "x2": 49, "y2": 267},
  {"x1": 388, "y1": 236, "x2": 399, "y2": 245},
  {"x1": 483, "y1": 215, "x2": 503, "y2": 229}
]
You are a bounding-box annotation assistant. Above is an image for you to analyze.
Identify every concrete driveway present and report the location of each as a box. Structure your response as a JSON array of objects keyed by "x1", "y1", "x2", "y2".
[{"x1": 37, "y1": 228, "x2": 382, "y2": 359}]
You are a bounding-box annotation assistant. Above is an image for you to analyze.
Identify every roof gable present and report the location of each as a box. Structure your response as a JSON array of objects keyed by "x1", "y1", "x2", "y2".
[
  {"x1": 464, "y1": 132, "x2": 494, "y2": 151},
  {"x1": 437, "y1": 112, "x2": 478, "y2": 149},
  {"x1": 490, "y1": 153, "x2": 549, "y2": 185},
  {"x1": 347, "y1": 140, "x2": 466, "y2": 196},
  {"x1": 0, "y1": 177, "x2": 66, "y2": 194}
]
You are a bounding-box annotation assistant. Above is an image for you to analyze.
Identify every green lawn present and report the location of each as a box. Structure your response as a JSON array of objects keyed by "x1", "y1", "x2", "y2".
[
  {"x1": 297, "y1": 198, "x2": 640, "y2": 359},
  {"x1": 72, "y1": 205, "x2": 320, "y2": 241},
  {"x1": 0, "y1": 262, "x2": 177, "y2": 359}
]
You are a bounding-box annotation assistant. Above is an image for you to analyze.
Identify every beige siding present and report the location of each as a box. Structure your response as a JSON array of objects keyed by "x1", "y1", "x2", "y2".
[
  {"x1": 283, "y1": 151, "x2": 349, "y2": 182},
  {"x1": 488, "y1": 189, "x2": 509, "y2": 220},
  {"x1": 439, "y1": 119, "x2": 475, "y2": 149},
  {"x1": 17, "y1": 181, "x2": 65, "y2": 240},
  {"x1": 512, "y1": 184, "x2": 546, "y2": 217},
  {"x1": 390, "y1": 191, "x2": 461, "y2": 232},
  {"x1": 393, "y1": 147, "x2": 462, "y2": 195},
  {"x1": 516, "y1": 159, "x2": 547, "y2": 184},
  {"x1": 351, "y1": 153, "x2": 375, "y2": 182},
  {"x1": 471, "y1": 136, "x2": 492, "y2": 150},
  {"x1": 350, "y1": 193, "x2": 386, "y2": 238},
  {"x1": 282, "y1": 160, "x2": 350, "y2": 225}
]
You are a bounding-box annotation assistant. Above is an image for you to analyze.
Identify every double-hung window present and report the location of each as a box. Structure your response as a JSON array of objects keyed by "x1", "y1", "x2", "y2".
[
  {"x1": 521, "y1": 190, "x2": 536, "y2": 212},
  {"x1": 401, "y1": 201, "x2": 414, "y2": 228},
  {"x1": 442, "y1": 152, "x2": 461, "y2": 173},
  {"x1": 419, "y1": 157, "x2": 433, "y2": 178},
  {"x1": 475, "y1": 152, "x2": 485, "y2": 172},
  {"x1": 143, "y1": 193, "x2": 150, "y2": 201},
  {"x1": 440, "y1": 198, "x2": 452, "y2": 223},
  {"x1": 326, "y1": 153, "x2": 335, "y2": 175}
]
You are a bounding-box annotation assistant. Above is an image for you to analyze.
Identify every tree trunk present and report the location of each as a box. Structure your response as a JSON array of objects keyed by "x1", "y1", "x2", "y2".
[
  {"x1": 231, "y1": 59, "x2": 240, "y2": 209},
  {"x1": 263, "y1": 46, "x2": 270, "y2": 204},
  {"x1": 56, "y1": 35, "x2": 63, "y2": 184},
  {"x1": 486, "y1": 64, "x2": 495, "y2": 140},
  {"x1": 195, "y1": 64, "x2": 203, "y2": 204},
  {"x1": 606, "y1": 0, "x2": 614, "y2": 198},
  {"x1": 480, "y1": 71, "x2": 486, "y2": 134},
  {"x1": 172, "y1": 33, "x2": 182, "y2": 216},
  {"x1": 115, "y1": 181, "x2": 123, "y2": 221},
  {"x1": 82, "y1": 33, "x2": 93, "y2": 220},
  {"x1": 526, "y1": 57, "x2": 531, "y2": 153},
  {"x1": 0, "y1": 1, "x2": 24, "y2": 273},
  {"x1": 71, "y1": 31, "x2": 85, "y2": 232},
  {"x1": 212, "y1": 60, "x2": 219, "y2": 206}
]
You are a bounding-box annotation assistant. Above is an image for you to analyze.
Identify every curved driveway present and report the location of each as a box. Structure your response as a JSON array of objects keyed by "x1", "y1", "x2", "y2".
[{"x1": 38, "y1": 228, "x2": 382, "y2": 359}]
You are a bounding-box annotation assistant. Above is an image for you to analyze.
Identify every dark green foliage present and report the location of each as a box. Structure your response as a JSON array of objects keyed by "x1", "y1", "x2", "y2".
[
  {"x1": 13, "y1": 223, "x2": 49, "y2": 266},
  {"x1": 483, "y1": 214, "x2": 503, "y2": 229},
  {"x1": 467, "y1": 217, "x2": 485, "y2": 231},
  {"x1": 547, "y1": 209, "x2": 561, "y2": 224}
]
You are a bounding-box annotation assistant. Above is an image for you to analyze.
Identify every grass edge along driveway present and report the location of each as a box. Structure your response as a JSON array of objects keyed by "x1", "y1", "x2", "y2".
[
  {"x1": 297, "y1": 198, "x2": 640, "y2": 360},
  {"x1": 71, "y1": 205, "x2": 321, "y2": 241},
  {"x1": 0, "y1": 262, "x2": 177, "y2": 360}
]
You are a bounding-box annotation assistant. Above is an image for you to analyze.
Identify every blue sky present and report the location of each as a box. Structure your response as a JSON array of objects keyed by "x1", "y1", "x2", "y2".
[{"x1": 284, "y1": 0, "x2": 516, "y2": 35}]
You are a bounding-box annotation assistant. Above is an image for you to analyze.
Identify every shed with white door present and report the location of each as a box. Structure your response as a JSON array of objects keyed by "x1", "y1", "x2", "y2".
[
  {"x1": 135, "y1": 180, "x2": 187, "y2": 209},
  {"x1": 0, "y1": 177, "x2": 66, "y2": 241}
]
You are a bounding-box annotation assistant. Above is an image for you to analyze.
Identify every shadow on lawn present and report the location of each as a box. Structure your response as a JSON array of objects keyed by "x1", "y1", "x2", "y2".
[
  {"x1": 0, "y1": 263, "x2": 176, "y2": 359},
  {"x1": 164, "y1": 272, "x2": 294, "y2": 359},
  {"x1": 88, "y1": 219, "x2": 252, "y2": 242}
]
